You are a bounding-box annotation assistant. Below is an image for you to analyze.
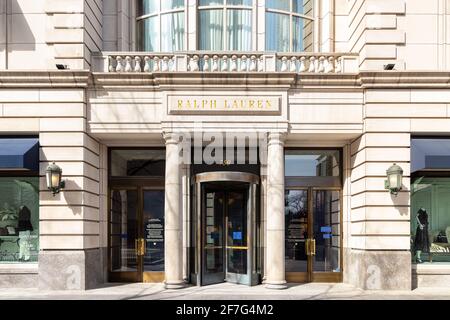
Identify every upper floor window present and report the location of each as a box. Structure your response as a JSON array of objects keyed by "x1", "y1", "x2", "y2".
[
  {"x1": 137, "y1": 0, "x2": 186, "y2": 51},
  {"x1": 198, "y1": 0, "x2": 253, "y2": 51},
  {"x1": 266, "y1": 0, "x2": 313, "y2": 52}
]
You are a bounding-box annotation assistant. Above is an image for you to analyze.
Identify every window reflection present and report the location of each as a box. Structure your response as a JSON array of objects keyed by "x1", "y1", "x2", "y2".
[
  {"x1": 411, "y1": 178, "x2": 450, "y2": 263},
  {"x1": 285, "y1": 190, "x2": 308, "y2": 272},
  {"x1": 137, "y1": 0, "x2": 185, "y2": 52},
  {"x1": 111, "y1": 149, "x2": 166, "y2": 177},
  {"x1": 285, "y1": 150, "x2": 340, "y2": 177},
  {"x1": 0, "y1": 177, "x2": 39, "y2": 264},
  {"x1": 199, "y1": 0, "x2": 253, "y2": 51},
  {"x1": 266, "y1": 0, "x2": 314, "y2": 52}
]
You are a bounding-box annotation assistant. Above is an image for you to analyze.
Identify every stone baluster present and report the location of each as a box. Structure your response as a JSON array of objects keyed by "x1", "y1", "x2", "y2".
[
  {"x1": 162, "y1": 56, "x2": 170, "y2": 72},
  {"x1": 169, "y1": 56, "x2": 178, "y2": 72},
  {"x1": 230, "y1": 55, "x2": 238, "y2": 72},
  {"x1": 308, "y1": 56, "x2": 316, "y2": 72},
  {"x1": 203, "y1": 55, "x2": 210, "y2": 72},
  {"x1": 240, "y1": 55, "x2": 248, "y2": 71},
  {"x1": 115, "y1": 56, "x2": 124, "y2": 73},
  {"x1": 280, "y1": 56, "x2": 288, "y2": 72},
  {"x1": 124, "y1": 56, "x2": 132, "y2": 72},
  {"x1": 222, "y1": 55, "x2": 229, "y2": 71},
  {"x1": 336, "y1": 57, "x2": 343, "y2": 73},
  {"x1": 144, "y1": 56, "x2": 151, "y2": 72},
  {"x1": 258, "y1": 56, "x2": 264, "y2": 72},
  {"x1": 153, "y1": 56, "x2": 160, "y2": 72},
  {"x1": 211, "y1": 55, "x2": 219, "y2": 72},
  {"x1": 249, "y1": 55, "x2": 257, "y2": 72},
  {"x1": 325, "y1": 56, "x2": 335, "y2": 73},
  {"x1": 290, "y1": 57, "x2": 298, "y2": 72},
  {"x1": 108, "y1": 56, "x2": 115, "y2": 72},
  {"x1": 298, "y1": 56, "x2": 306, "y2": 72},
  {"x1": 134, "y1": 56, "x2": 142, "y2": 72},
  {"x1": 318, "y1": 56, "x2": 325, "y2": 73},
  {"x1": 189, "y1": 55, "x2": 199, "y2": 72}
]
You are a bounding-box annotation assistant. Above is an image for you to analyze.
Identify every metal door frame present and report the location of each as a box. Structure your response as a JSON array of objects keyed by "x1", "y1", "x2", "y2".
[
  {"x1": 285, "y1": 187, "x2": 343, "y2": 283},
  {"x1": 108, "y1": 178, "x2": 165, "y2": 283},
  {"x1": 192, "y1": 172, "x2": 260, "y2": 286}
]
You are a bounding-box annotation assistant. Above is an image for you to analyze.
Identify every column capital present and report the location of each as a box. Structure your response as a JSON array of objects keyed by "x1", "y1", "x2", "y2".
[
  {"x1": 163, "y1": 132, "x2": 180, "y2": 145},
  {"x1": 267, "y1": 132, "x2": 287, "y2": 145}
]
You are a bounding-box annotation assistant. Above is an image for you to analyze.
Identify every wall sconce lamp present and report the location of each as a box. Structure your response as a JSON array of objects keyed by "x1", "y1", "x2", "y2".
[
  {"x1": 46, "y1": 162, "x2": 65, "y2": 196},
  {"x1": 385, "y1": 163, "x2": 403, "y2": 196}
]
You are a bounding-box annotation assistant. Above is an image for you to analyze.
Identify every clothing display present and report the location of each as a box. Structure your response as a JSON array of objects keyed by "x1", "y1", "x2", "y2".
[
  {"x1": 17, "y1": 206, "x2": 33, "y2": 232},
  {"x1": 414, "y1": 208, "x2": 430, "y2": 253}
]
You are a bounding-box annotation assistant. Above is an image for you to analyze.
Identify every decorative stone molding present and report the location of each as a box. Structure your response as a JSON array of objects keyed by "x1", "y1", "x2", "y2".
[{"x1": 95, "y1": 52, "x2": 359, "y2": 74}]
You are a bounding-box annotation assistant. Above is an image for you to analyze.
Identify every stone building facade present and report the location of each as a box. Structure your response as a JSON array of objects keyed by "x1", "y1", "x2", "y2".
[{"x1": 0, "y1": 0, "x2": 450, "y2": 290}]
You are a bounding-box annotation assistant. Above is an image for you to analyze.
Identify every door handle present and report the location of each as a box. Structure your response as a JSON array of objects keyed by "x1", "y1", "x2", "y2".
[
  {"x1": 310, "y1": 239, "x2": 316, "y2": 256},
  {"x1": 305, "y1": 239, "x2": 316, "y2": 256},
  {"x1": 135, "y1": 238, "x2": 146, "y2": 256}
]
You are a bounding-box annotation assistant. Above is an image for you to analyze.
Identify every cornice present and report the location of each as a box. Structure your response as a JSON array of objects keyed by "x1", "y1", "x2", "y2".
[
  {"x1": 0, "y1": 71, "x2": 90, "y2": 88},
  {"x1": 359, "y1": 71, "x2": 450, "y2": 89},
  {"x1": 0, "y1": 70, "x2": 449, "y2": 90}
]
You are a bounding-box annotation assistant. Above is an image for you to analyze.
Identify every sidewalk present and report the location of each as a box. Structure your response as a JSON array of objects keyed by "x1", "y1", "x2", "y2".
[{"x1": 1, "y1": 283, "x2": 450, "y2": 300}]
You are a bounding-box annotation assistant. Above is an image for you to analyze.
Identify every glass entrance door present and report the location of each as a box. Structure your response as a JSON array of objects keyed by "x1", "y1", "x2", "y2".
[
  {"x1": 193, "y1": 172, "x2": 260, "y2": 287},
  {"x1": 201, "y1": 186, "x2": 251, "y2": 286},
  {"x1": 285, "y1": 188, "x2": 342, "y2": 282},
  {"x1": 109, "y1": 188, "x2": 165, "y2": 283}
]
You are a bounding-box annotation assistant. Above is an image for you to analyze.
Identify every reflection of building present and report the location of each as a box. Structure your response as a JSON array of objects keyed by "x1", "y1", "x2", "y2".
[{"x1": 1, "y1": 1, "x2": 450, "y2": 291}]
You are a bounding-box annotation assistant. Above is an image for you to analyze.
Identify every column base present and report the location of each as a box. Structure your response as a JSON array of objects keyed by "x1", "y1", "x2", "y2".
[
  {"x1": 265, "y1": 281, "x2": 287, "y2": 290},
  {"x1": 165, "y1": 281, "x2": 187, "y2": 289}
]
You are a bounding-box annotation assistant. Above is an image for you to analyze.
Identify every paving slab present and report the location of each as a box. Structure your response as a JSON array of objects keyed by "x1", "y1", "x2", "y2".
[{"x1": 0, "y1": 283, "x2": 449, "y2": 300}]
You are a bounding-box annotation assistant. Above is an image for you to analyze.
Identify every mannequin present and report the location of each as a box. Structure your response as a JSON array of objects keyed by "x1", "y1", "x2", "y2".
[{"x1": 413, "y1": 208, "x2": 430, "y2": 263}]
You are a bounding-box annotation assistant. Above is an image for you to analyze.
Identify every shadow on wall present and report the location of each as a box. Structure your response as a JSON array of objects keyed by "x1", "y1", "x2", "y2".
[
  {"x1": 350, "y1": 137, "x2": 409, "y2": 218},
  {"x1": 2, "y1": 0, "x2": 37, "y2": 66},
  {"x1": 41, "y1": 177, "x2": 84, "y2": 218}
]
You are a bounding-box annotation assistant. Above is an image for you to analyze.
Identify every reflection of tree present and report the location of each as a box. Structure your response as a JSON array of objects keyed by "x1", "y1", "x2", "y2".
[{"x1": 286, "y1": 192, "x2": 307, "y2": 218}]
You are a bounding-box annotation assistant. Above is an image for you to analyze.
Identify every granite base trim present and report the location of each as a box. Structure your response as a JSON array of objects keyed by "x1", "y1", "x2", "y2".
[
  {"x1": 413, "y1": 264, "x2": 450, "y2": 288},
  {"x1": 343, "y1": 248, "x2": 412, "y2": 290},
  {"x1": 38, "y1": 249, "x2": 103, "y2": 291},
  {"x1": 0, "y1": 274, "x2": 38, "y2": 288}
]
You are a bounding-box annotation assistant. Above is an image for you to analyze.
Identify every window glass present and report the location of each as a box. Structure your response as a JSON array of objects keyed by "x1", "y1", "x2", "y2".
[
  {"x1": 266, "y1": 0, "x2": 290, "y2": 11},
  {"x1": 285, "y1": 150, "x2": 340, "y2": 177},
  {"x1": 161, "y1": 0, "x2": 184, "y2": 11},
  {"x1": 199, "y1": 0, "x2": 223, "y2": 6},
  {"x1": 411, "y1": 138, "x2": 450, "y2": 173},
  {"x1": 199, "y1": 9, "x2": 224, "y2": 50},
  {"x1": 143, "y1": 191, "x2": 165, "y2": 272},
  {"x1": 199, "y1": 1, "x2": 252, "y2": 51},
  {"x1": 161, "y1": 12, "x2": 185, "y2": 51},
  {"x1": 111, "y1": 149, "x2": 166, "y2": 177},
  {"x1": 265, "y1": 0, "x2": 314, "y2": 52},
  {"x1": 137, "y1": 0, "x2": 185, "y2": 52},
  {"x1": 227, "y1": 0, "x2": 252, "y2": 5},
  {"x1": 266, "y1": 12, "x2": 289, "y2": 52},
  {"x1": 227, "y1": 9, "x2": 252, "y2": 51},
  {"x1": 137, "y1": 16, "x2": 159, "y2": 51},
  {"x1": 285, "y1": 190, "x2": 308, "y2": 272},
  {"x1": 411, "y1": 177, "x2": 450, "y2": 263},
  {"x1": 312, "y1": 190, "x2": 340, "y2": 273},
  {"x1": 138, "y1": 0, "x2": 159, "y2": 16},
  {"x1": 0, "y1": 177, "x2": 39, "y2": 264}
]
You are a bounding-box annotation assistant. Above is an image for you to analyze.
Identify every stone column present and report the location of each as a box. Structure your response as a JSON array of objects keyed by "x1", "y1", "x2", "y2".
[
  {"x1": 265, "y1": 133, "x2": 287, "y2": 289},
  {"x1": 164, "y1": 133, "x2": 185, "y2": 289}
]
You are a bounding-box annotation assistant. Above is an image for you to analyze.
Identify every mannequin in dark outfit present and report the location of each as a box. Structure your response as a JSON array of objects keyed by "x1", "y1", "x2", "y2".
[{"x1": 414, "y1": 208, "x2": 430, "y2": 263}]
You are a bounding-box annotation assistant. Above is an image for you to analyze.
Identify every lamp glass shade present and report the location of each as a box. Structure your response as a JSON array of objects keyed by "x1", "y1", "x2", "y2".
[
  {"x1": 46, "y1": 163, "x2": 62, "y2": 191},
  {"x1": 386, "y1": 163, "x2": 403, "y2": 192},
  {"x1": 388, "y1": 173, "x2": 400, "y2": 189}
]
